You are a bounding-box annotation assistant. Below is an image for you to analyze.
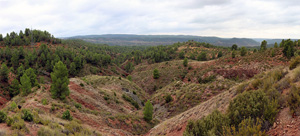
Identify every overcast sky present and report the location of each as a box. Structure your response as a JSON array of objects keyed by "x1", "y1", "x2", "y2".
[{"x1": 0, "y1": 0, "x2": 299, "y2": 38}]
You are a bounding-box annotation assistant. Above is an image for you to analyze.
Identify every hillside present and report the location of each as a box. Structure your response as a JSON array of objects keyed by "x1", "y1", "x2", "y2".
[
  {"x1": 0, "y1": 29, "x2": 299, "y2": 136},
  {"x1": 67, "y1": 34, "x2": 260, "y2": 47}
]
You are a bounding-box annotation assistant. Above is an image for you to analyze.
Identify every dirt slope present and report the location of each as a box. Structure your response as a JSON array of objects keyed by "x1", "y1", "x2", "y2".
[{"x1": 147, "y1": 88, "x2": 237, "y2": 136}]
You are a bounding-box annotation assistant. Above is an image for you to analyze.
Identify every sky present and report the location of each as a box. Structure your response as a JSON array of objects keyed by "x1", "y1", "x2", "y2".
[{"x1": 0, "y1": 0, "x2": 299, "y2": 39}]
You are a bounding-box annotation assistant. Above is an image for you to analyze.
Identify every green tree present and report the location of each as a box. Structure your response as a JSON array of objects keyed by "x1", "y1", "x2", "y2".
[
  {"x1": 11, "y1": 51, "x2": 19, "y2": 68},
  {"x1": 153, "y1": 69, "x2": 160, "y2": 79},
  {"x1": 183, "y1": 57, "x2": 188, "y2": 67},
  {"x1": 20, "y1": 73, "x2": 31, "y2": 96},
  {"x1": 197, "y1": 52, "x2": 207, "y2": 61},
  {"x1": 69, "y1": 62, "x2": 77, "y2": 76},
  {"x1": 274, "y1": 42, "x2": 278, "y2": 48},
  {"x1": 50, "y1": 61, "x2": 70, "y2": 100},
  {"x1": 125, "y1": 62, "x2": 134, "y2": 73},
  {"x1": 9, "y1": 79, "x2": 20, "y2": 97},
  {"x1": 217, "y1": 51, "x2": 223, "y2": 58},
  {"x1": 271, "y1": 49, "x2": 275, "y2": 57},
  {"x1": 143, "y1": 100, "x2": 153, "y2": 122},
  {"x1": 232, "y1": 50, "x2": 236, "y2": 58},
  {"x1": 62, "y1": 110, "x2": 72, "y2": 120},
  {"x1": 0, "y1": 34, "x2": 3, "y2": 41},
  {"x1": 17, "y1": 65, "x2": 24, "y2": 80},
  {"x1": 240, "y1": 47, "x2": 247, "y2": 56},
  {"x1": 0, "y1": 63, "x2": 9, "y2": 82},
  {"x1": 179, "y1": 51, "x2": 185, "y2": 59},
  {"x1": 260, "y1": 40, "x2": 267, "y2": 51},
  {"x1": 25, "y1": 68, "x2": 38, "y2": 87},
  {"x1": 232, "y1": 44, "x2": 238, "y2": 50}
]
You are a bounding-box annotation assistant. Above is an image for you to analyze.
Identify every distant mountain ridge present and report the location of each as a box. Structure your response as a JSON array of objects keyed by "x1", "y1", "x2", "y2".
[{"x1": 67, "y1": 34, "x2": 260, "y2": 47}]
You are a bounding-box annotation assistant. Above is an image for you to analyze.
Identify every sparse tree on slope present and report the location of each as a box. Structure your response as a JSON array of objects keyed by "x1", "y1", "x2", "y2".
[
  {"x1": 9, "y1": 79, "x2": 20, "y2": 97},
  {"x1": 20, "y1": 73, "x2": 31, "y2": 96},
  {"x1": 260, "y1": 40, "x2": 267, "y2": 51},
  {"x1": 50, "y1": 61, "x2": 70, "y2": 100},
  {"x1": 153, "y1": 69, "x2": 160, "y2": 79},
  {"x1": 0, "y1": 64, "x2": 9, "y2": 82},
  {"x1": 183, "y1": 57, "x2": 188, "y2": 67},
  {"x1": 143, "y1": 100, "x2": 153, "y2": 122},
  {"x1": 240, "y1": 47, "x2": 247, "y2": 56}
]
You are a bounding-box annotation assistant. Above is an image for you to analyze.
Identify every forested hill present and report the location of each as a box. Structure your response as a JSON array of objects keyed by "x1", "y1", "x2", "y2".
[{"x1": 67, "y1": 34, "x2": 260, "y2": 47}]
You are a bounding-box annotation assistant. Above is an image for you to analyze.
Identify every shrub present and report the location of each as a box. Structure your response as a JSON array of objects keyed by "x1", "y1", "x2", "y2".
[
  {"x1": 184, "y1": 110, "x2": 229, "y2": 136},
  {"x1": 127, "y1": 75, "x2": 132, "y2": 81},
  {"x1": 6, "y1": 116, "x2": 13, "y2": 126},
  {"x1": 198, "y1": 75, "x2": 216, "y2": 84},
  {"x1": 10, "y1": 114, "x2": 27, "y2": 131},
  {"x1": 165, "y1": 94, "x2": 173, "y2": 103},
  {"x1": 80, "y1": 83, "x2": 84, "y2": 87},
  {"x1": 22, "y1": 109, "x2": 33, "y2": 122},
  {"x1": 9, "y1": 101, "x2": 18, "y2": 112},
  {"x1": 288, "y1": 85, "x2": 300, "y2": 115},
  {"x1": 197, "y1": 52, "x2": 207, "y2": 61},
  {"x1": 153, "y1": 69, "x2": 160, "y2": 79},
  {"x1": 236, "y1": 82, "x2": 248, "y2": 94},
  {"x1": 75, "y1": 103, "x2": 82, "y2": 109},
  {"x1": 38, "y1": 127, "x2": 64, "y2": 136},
  {"x1": 0, "y1": 110, "x2": 7, "y2": 123},
  {"x1": 122, "y1": 94, "x2": 139, "y2": 109},
  {"x1": 223, "y1": 117, "x2": 266, "y2": 136},
  {"x1": 183, "y1": 58, "x2": 188, "y2": 67},
  {"x1": 65, "y1": 121, "x2": 91, "y2": 135},
  {"x1": 41, "y1": 99, "x2": 48, "y2": 105},
  {"x1": 227, "y1": 90, "x2": 277, "y2": 127},
  {"x1": 62, "y1": 110, "x2": 73, "y2": 120}
]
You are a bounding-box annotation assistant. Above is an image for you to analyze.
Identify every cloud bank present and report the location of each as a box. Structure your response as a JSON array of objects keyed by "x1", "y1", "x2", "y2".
[{"x1": 0, "y1": 0, "x2": 299, "y2": 38}]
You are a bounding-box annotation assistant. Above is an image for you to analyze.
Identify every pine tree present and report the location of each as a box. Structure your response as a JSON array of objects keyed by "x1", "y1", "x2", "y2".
[
  {"x1": 17, "y1": 65, "x2": 24, "y2": 80},
  {"x1": 50, "y1": 61, "x2": 70, "y2": 100},
  {"x1": 153, "y1": 69, "x2": 160, "y2": 79},
  {"x1": 232, "y1": 50, "x2": 236, "y2": 58},
  {"x1": 9, "y1": 79, "x2": 20, "y2": 97},
  {"x1": 218, "y1": 51, "x2": 223, "y2": 58},
  {"x1": 69, "y1": 62, "x2": 76, "y2": 76},
  {"x1": 240, "y1": 47, "x2": 247, "y2": 56},
  {"x1": 11, "y1": 51, "x2": 19, "y2": 68},
  {"x1": 183, "y1": 57, "x2": 188, "y2": 67},
  {"x1": 20, "y1": 73, "x2": 31, "y2": 96},
  {"x1": 260, "y1": 40, "x2": 267, "y2": 51},
  {"x1": 143, "y1": 100, "x2": 153, "y2": 122},
  {"x1": 0, "y1": 63, "x2": 9, "y2": 82},
  {"x1": 274, "y1": 42, "x2": 278, "y2": 48},
  {"x1": 25, "y1": 68, "x2": 38, "y2": 87}
]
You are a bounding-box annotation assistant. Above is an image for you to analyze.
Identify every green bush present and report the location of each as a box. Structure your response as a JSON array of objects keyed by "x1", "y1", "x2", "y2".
[
  {"x1": 41, "y1": 98, "x2": 48, "y2": 105},
  {"x1": 288, "y1": 85, "x2": 300, "y2": 115},
  {"x1": 75, "y1": 103, "x2": 82, "y2": 109},
  {"x1": 165, "y1": 94, "x2": 173, "y2": 103},
  {"x1": 227, "y1": 90, "x2": 277, "y2": 127},
  {"x1": 0, "y1": 110, "x2": 7, "y2": 123},
  {"x1": 62, "y1": 110, "x2": 73, "y2": 120},
  {"x1": 22, "y1": 109, "x2": 33, "y2": 122},
  {"x1": 10, "y1": 114, "x2": 27, "y2": 131},
  {"x1": 6, "y1": 116, "x2": 13, "y2": 126},
  {"x1": 65, "y1": 121, "x2": 91, "y2": 135},
  {"x1": 184, "y1": 110, "x2": 229, "y2": 136},
  {"x1": 153, "y1": 69, "x2": 160, "y2": 79},
  {"x1": 38, "y1": 127, "x2": 64, "y2": 136},
  {"x1": 223, "y1": 117, "x2": 266, "y2": 136},
  {"x1": 122, "y1": 94, "x2": 139, "y2": 109},
  {"x1": 198, "y1": 75, "x2": 216, "y2": 84}
]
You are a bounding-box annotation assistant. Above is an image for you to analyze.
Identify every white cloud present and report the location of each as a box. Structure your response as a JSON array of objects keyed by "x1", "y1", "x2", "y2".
[{"x1": 0, "y1": 0, "x2": 299, "y2": 38}]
